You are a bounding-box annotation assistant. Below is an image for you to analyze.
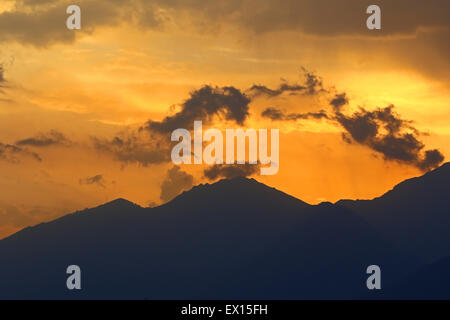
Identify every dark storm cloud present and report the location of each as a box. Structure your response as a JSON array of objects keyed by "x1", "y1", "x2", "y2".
[
  {"x1": 146, "y1": 85, "x2": 250, "y2": 133},
  {"x1": 79, "y1": 174, "x2": 106, "y2": 188},
  {"x1": 16, "y1": 130, "x2": 71, "y2": 147},
  {"x1": 203, "y1": 163, "x2": 261, "y2": 180},
  {"x1": 334, "y1": 105, "x2": 444, "y2": 171},
  {"x1": 249, "y1": 70, "x2": 326, "y2": 98},
  {"x1": 0, "y1": 142, "x2": 42, "y2": 163},
  {"x1": 160, "y1": 166, "x2": 194, "y2": 202},
  {"x1": 91, "y1": 132, "x2": 171, "y2": 167},
  {"x1": 261, "y1": 107, "x2": 328, "y2": 121}
]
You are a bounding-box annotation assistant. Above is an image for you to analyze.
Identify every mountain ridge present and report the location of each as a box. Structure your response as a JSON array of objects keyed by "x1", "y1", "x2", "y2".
[{"x1": 0, "y1": 162, "x2": 448, "y2": 299}]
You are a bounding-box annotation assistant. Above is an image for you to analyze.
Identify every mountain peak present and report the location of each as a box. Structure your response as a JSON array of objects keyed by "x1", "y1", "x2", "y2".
[
  {"x1": 165, "y1": 176, "x2": 309, "y2": 210},
  {"x1": 98, "y1": 198, "x2": 141, "y2": 210}
]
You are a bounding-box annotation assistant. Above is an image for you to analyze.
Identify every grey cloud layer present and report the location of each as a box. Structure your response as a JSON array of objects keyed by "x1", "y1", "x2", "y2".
[
  {"x1": 2, "y1": 0, "x2": 448, "y2": 47},
  {"x1": 236, "y1": 0, "x2": 449, "y2": 36},
  {"x1": 0, "y1": 0, "x2": 127, "y2": 46}
]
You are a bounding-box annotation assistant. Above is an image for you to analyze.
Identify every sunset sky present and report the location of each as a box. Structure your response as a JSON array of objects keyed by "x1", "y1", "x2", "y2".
[{"x1": 0, "y1": 0, "x2": 449, "y2": 238}]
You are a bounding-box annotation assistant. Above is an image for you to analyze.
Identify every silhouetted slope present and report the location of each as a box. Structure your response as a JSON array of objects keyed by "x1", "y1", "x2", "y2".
[
  {"x1": 337, "y1": 162, "x2": 450, "y2": 263},
  {"x1": 0, "y1": 177, "x2": 412, "y2": 299},
  {"x1": 385, "y1": 254, "x2": 450, "y2": 299}
]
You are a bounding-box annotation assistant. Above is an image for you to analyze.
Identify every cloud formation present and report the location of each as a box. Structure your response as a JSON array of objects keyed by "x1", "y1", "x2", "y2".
[
  {"x1": 0, "y1": 64, "x2": 5, "y2": 83},
  {"x1": 146, "y1": 85, "x2": 250, "y2": 133},
  {"x1": 261, "y1": 107, "x2": 329, "y2": 121},
  {"x1": 0, "y1": 142, "x2": 42, "y2": 163},
  {"x1": 0, "y1": 64, "x2": 6, "y2": 93},
  {"x1": 335, "y1": 105, "x2": 444, "y2": 171},
  {"x1": 16, "y1": 130, "x2": 71, "y2": 147},
  {"x1": 79, "y1": 174, "x2": 106, "y2": 188},
  {"x1": 92, "y1": 132, "x2": 171, "y2": 167},
  {"x1": 249, "y1": 70, "x2": 326, "y2": 98},
  {"x1": 260, "y1": 74, "x2": 445, "y2": 171},
  {"x1": 203, "y1": 163, "x2": 261, "y2": 180},
  {"x1": 329, "y1": 93, "x2": 349, "y2": 112},
  {"x1": 0, "y1": 0, "x2": 130, "y2": 47},
  {"x1": 160, "y1": 166, "x2": 194, "y2": 202},
  {"x1": 4, "y1": 0, "x2": 446, "y2": 46}
]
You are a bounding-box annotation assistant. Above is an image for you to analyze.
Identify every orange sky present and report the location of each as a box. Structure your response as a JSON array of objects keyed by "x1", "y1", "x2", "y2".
[{"x1": 0, "y1": 0, "x2": 449, "y2": 238}]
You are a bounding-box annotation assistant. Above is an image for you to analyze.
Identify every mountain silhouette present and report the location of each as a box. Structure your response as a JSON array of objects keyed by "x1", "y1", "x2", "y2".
[
  {"x1": 0, "y1": 164, "x2": 449, "y2": 299},
  {"x1": 337, "y1": 162, "x2": 450, "y2": 263}
]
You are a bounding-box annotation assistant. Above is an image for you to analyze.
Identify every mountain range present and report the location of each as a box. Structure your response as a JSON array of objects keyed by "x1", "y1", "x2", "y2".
[{"x1": 0, "y1": 163, "x2": 449, "y2": 299}]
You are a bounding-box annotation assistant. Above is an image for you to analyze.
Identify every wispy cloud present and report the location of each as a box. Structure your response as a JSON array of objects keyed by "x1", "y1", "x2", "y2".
[
  {"x1": 16, "y1": 130, "x2": 71, "y2": 147},
  {"x1": 79, "y1": 174, "x2": 106, "y2": 188}
]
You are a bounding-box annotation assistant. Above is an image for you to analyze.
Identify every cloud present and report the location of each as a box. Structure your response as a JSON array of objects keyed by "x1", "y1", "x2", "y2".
[
  {"x1": 235, "y1": 0, "x2": 449, "y2": 37},
  {"x1": 249, "y1": 69, "x2": 326, "y2": 98},
  {"x1": 0, "y1": 142, "x2": 42, "y2": 163},
  {"x1": 0, "y1": 64, "x2": 6, "y2": 93},
  {"x1": 93, "y1": 83, "x2": 252, "y2": 166},
  {"x1": 335, "y1": 104, "x2": 444, "y2": 171},
  {"x1": 259, "y1": 71, "x2": 445, "y2": 171},
  {"x1": 329, "y1": 93, "x2": 349, "y2": 112},
  {"x1": 146, "y1": 85, "x2": 250, "y2": 133},
  {"x1": 160, "y1": 166, "x2": 194, "y2": 202},
  {"x1": 261, "y1": 107, "x2": 329, "y2": 121},
  {"x1": 1, "y1": 0, "x2": 448, "y2": 56},
  {"x1": 79, "y1": 174, "x2": 106, "y2": 188},
  {"x1": 419, "y1": 149, "x2": 445, "y2": 171},
  {"x1": 0, "y1": 64, "x2": 5, "y2": 83},
  {"x1": 203, "y1": 163, "x2": 261, "y2": 180},
  {"x1": 92, "y1": 131, "x2": 171, "y2": 166},
  {"x1": 0, "y1": 0, "x2": 131, "y2": 47},
  {"x1": 15, "y1": 130, "x2": 71, "y2": 147}
]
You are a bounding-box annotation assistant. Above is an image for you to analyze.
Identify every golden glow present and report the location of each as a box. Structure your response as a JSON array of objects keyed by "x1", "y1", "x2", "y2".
[{"x1": 0, "y1": 1, "x2": 449, "y2": 239}]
